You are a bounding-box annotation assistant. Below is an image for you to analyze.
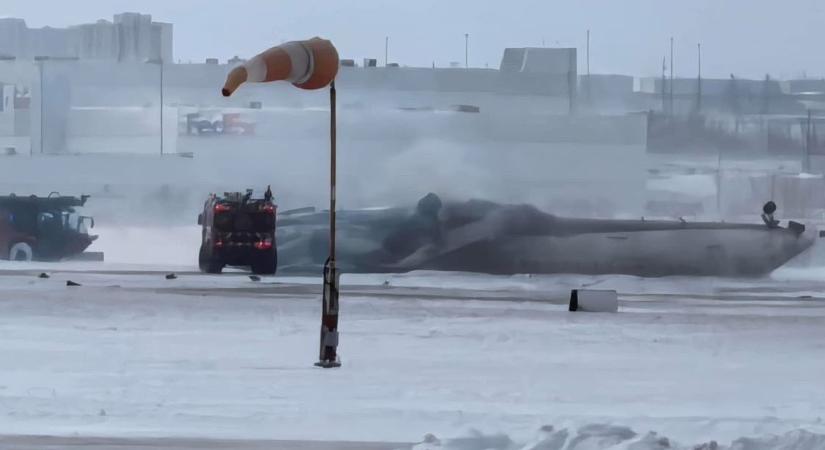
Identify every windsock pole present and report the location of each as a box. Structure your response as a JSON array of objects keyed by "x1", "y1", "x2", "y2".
[
  {"x1": 330, "y1": 81, "x2": 337, "y2": 264},
  {"x1": 219, "y1": 37, "x2": 341, "y2": 368},
  {"x1": 316, "y1": 81, "x2": 341, "y2": 368}
]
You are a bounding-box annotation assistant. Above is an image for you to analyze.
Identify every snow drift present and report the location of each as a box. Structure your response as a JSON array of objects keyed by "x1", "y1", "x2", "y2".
[{"x1": 410, "y1": 425, "x2": 825, "y2": 450}]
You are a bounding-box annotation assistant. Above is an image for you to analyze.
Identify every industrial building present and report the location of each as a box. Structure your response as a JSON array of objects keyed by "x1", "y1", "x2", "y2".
[{"x1": 0, "y1": 13, "x2": 172, "y2": 62}]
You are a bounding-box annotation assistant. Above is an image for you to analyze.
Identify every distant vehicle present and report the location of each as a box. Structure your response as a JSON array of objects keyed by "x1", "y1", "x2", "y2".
[
  {"x1": 0, "y1": 193, "x2": 97, "y2": 262},
  {"x1": 198, "y1": 187, "x2": 277, "y2": 274},
  {"x1": 185, "y1": 112, "x2": 256, "y2": 136}
]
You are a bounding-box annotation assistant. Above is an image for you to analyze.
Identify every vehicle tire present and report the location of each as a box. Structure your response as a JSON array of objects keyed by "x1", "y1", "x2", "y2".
[
  {"x1": 198, "y1": 245, "x2": 224, "y2": 274},
  {"x1": 251, "y1": 249, "x2": 277, "y2": 275},
  {"x1": 8, "y1": 242, "x2": 33, "y2": 262}
]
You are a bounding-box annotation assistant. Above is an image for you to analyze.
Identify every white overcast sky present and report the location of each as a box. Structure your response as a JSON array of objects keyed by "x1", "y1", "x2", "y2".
[{"x1": 4, "y1": 0, "x2": 824, "y2": 79}]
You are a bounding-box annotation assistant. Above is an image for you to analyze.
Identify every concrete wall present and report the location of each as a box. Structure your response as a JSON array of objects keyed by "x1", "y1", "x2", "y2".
[
  {"x1": 1, "y1": 84, "x2": 13, "y2": 113},
  {"x1": 639, "y1": 76, "x2": 782, "y2": 96},
  {"x1": 0, "y1": 59, "x2": 36, "y2": 86},
  {"x1": 207, "y1": 107, "x2": 646, "y2": 145},
  {"x1": 0, "y1": 109, "x2": 647, "y2": 220},
  {"x1": 29, "y1": 60, "x2": 73, "y2": 154},
  {"x1": 580, "y1": 74, "x2": 634, "y2": 99},
  {"x1": 65, "y1": 106, "x2": 177, "y2": 154},
  {"x1": 500, "y1": 47, "x2": 576, "y2": 75},
  {"x1": 0, "y1": 59, "x2": 589, "y2": 120},
  {"x1": 788, "y1": 79, "x2": 825, "y2": 93},
  {"x1": 23, "y1": 61, "x2": 577, "y2": 98},
  {"x1": 0, "y1": 85, "x2": 28, "y2": 154},
  {"x1": 13, "y1": 109, "x2": 29, "y2": 136},
  {"x1": 0, "y1": 110, "x2": 13, "y2": 136}
]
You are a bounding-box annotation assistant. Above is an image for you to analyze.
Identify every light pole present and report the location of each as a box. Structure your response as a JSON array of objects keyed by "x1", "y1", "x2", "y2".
[
  {"x1": 34, "y1": 56, "x2": 45, "y2": 155},
  {"x1": 716, "y1": 146, "x2": 723, "y2": 217},
  {"x1": 146, "y1": 58, "x2": 164, "y2": 156},
  {"x1": 805, "y1": 109, "x2": 813, "y2": 173},
  {"x1": 385, "y1": 36, "x2": 389, "y2": 67},
  {"x1": 669, "y1": 37, "x2": 674, "y2": 115},
  {"x1": 697, "y1": 43, "x2": 702, "y2": 112},
  {"x1": 464, "y1": 33, "x2": 469, "y2": 68},
  {"x1": 661, "y1": 56, "x2": 667, "y2": 113},
  {"x1": 586, "y1": 29, "x2": 591, "y2": 104}
]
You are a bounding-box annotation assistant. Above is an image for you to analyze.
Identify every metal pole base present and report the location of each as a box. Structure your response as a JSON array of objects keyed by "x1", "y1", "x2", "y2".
[
  {"x1": 316, "y1": 258, "x2": 340, "y2": 368},
  {"x1": 314, "y1": 359, "x2": 342, "y2": 369}
]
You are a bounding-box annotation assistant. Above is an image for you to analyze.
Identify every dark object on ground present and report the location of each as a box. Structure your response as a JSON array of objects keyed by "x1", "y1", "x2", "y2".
[
  {"x1": 276, "y1": 193, "x2": 815, "y2": 277},
  {"x1": 0, "y1": 193, "x2": 97, "y2": 262},
  {"x1": 451, "y1": 104, "x2": 481, "y2": 113},
  {"x1": 165, "y1": 273, "x2": 177, "y2": 280},
  {"x1": 66, "y1": 280, "x2": 81, "y2": 287},
  {"x1": 185, "y1": 112, "x2": 254, "y2": 136},
  {"x1": 569, "y1": 289, "x2": 619, "y2": 313},
  {"x1": 198, "y1": 187, "x2": 277, "y2": 275},
  {"x1": 249, "y1": 275, "x2": 261, "y2": 282},
  {"x1": 38, "y1": 272, "x2": 49, "y2": 279}
]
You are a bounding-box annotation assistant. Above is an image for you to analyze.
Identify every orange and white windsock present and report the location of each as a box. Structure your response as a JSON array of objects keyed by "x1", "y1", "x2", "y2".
[{"x1": 222, "y1": 37, "x2": 339, "y2": 96}]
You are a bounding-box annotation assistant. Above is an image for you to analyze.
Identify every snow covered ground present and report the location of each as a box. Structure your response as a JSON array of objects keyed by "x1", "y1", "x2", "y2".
[{"x1": 0, "y1": 261, "x2": 825, "y2": 449}]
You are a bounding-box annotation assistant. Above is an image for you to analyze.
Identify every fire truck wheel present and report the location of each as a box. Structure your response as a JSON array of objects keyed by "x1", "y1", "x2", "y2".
[
  {"x1": 198, "y1": 245, "x2": 224, "y2": 274},
  {"x1": 9, "y1": 242, "x2": 33, "y2": 262}
]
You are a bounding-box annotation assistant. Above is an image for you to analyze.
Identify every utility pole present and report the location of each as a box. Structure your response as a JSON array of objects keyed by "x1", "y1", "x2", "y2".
[
  {"x1": 805, "y1": 109, "x2": 813, "y2": 173},
  {"x1": 661, "y1": 56, "x2": 667, "y2": 113},
  {"x1": 716, "y1": 147, "x2": 723, "y2": 217},
  {"x1": 762, "y1": 74, "x2": 772, "y2": 115},
  {"x1": 384, "y1": 36, "x2": 388, "y2": 67},
  {"x1": 38, "y1": 60, "x2": 44, "y2": 155},
  {"x1": 586, "y1": 29, "x2": 591, "y2": 104},
  {"x1": 670, "y1": 37, "x2": 674, "y2": 116},
  {"x1": 159, "y1": 60, "x2": 164, "y2": 156},
  {"x1": 697, "y1": 43, "x2": 702, "y2": 112},
  {"x1": 464, "y1": 33, "x2": 469, "y2": 68}
]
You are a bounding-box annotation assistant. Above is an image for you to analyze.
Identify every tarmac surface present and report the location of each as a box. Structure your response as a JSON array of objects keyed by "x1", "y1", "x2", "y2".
[
  {"x1": 1, "y1": 264, "x2": 824, "y2": 446},
  {"x1": 0, "y1": 435, "x2": 410, "y2": 450}
]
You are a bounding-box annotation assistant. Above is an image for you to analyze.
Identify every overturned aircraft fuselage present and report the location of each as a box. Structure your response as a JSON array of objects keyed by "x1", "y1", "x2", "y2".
[{"x1": 276, "y1": 195, "x2": 815, "y2": 277}]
